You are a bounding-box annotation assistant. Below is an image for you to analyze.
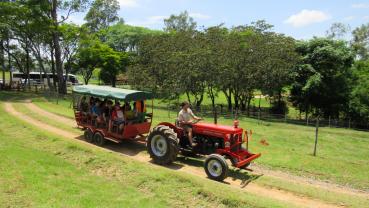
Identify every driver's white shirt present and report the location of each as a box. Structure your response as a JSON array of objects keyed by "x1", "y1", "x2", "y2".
[{"x1": 178, "y1": 108, "x2": 195, "y2": 123}]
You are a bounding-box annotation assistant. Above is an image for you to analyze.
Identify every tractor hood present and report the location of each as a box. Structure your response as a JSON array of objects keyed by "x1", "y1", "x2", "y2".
[{"x1": 192, "y1": 122, "x2": 243, "y2": 137}]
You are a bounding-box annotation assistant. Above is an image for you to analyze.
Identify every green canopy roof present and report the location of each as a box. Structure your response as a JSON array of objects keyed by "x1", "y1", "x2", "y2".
[{"x1": 72, "y1": 85, "x2": 153, "y2": 101}]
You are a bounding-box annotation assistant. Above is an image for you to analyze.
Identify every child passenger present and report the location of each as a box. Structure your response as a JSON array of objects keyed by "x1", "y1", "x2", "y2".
[{"x1": 111, "y1": 104, "x2": 125, "y2": 132}]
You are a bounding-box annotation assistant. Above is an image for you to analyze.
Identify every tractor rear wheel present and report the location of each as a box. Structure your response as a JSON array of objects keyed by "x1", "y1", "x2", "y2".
[
  {"x1": 93, "y1": 132, "x2": 105, "y2": 146},
  {"x1": 147, "y1": 125, "x2": 179, "y2": 165},
  {"x1": 84, "y1": 128, "x2": 93, "y2": 143},
  {"x1": 204, "y1": 154, "x2": 229, "y2": 181}
]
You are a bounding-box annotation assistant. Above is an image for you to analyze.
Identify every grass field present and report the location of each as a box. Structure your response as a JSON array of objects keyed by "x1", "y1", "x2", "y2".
[{"x1": 2, "y1": 91, "x2": 369, "y2": 207}]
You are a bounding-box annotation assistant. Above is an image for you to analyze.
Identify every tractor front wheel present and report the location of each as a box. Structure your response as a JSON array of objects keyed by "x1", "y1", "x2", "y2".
[
  {"x1": 147, "y1": 125, "x2": 179, "y2": 165},
  {"x1": 93, "y1": 132, "x2": 105, "y2": 146},
  {"x1": 204, "y1": 154, "x2": 229, "y2": 181},
  {"x1": 84, "y1": 128, "x2": 93, "y2": 143}
]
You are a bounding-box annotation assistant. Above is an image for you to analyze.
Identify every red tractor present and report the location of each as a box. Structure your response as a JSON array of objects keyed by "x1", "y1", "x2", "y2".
[
  {"x1": 73, "y1": 85, "x2": 261, "y2": 181},
  {"x1": 147, "y1": 120, "x2": 261, "y2": 181}
]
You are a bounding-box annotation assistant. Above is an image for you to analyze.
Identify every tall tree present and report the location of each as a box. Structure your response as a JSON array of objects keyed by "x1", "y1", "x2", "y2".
[
  {"x1": 290, "y1": 38, "x2": 354, "y2": 118},
  {"x1": 164, "y1": 11, "x2": 197, "y2": 32},
  {"x1": 326, "y1": 22, "x2": 350, "y2": 39},
  {"x1": 51, "y1": 0, "x2": 89, "y2": 94},
  {"x1": 352, "y1": 23, "x2": 369, "y2": 60},
  {"x1": 84, "y1": 0, "x2": 120, "y2": 33}
]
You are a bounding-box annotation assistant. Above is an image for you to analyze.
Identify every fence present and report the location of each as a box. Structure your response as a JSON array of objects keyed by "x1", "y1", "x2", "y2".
[{"x1": 154, "y1": 104, "x2": 369, "y2": 132}]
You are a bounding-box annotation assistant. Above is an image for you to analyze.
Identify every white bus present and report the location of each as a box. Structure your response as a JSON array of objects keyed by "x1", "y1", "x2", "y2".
[{"x1": 12, "y1": 72, "x2": 81, "y2": 86}]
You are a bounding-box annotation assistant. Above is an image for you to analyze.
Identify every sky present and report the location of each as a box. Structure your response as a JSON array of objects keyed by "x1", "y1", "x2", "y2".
[{"x1": 68, "y1": 0, "x2": 369, "y2": 39}]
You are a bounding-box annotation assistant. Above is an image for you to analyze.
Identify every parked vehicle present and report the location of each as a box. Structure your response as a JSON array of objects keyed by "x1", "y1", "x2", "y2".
[{"x1": 12, "y1": 72, "x2": 81, "y2": 86}]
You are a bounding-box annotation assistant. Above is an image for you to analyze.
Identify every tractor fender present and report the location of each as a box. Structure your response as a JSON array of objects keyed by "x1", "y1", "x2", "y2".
[
  {"x1": 94, "y1": 129, "x2": 106, "y2": 137},
  {"x1": 157, "y1": 122, "x2": 183, "y2": 137}
]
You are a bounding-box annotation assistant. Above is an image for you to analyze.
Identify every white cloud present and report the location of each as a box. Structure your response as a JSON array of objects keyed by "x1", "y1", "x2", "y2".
[
  {"x1": 284, "y1": 9, "x2": 331, "y2": 27},
  {"x1": 351, "y1": 3, "x2": 369, "y2": 8},
  {"x1": 364, "y1": 16, "x2": 369, "y2": 20},
  {"x1": 126, "y1": 15, "x2": 168, "y2": 27},
  {"x1": 189, "y1": 12, "x2": 211, "y2": 20},
  {"x1": 118, "y1": 0, "x2": 139, "y2": 8},
  {"x1": 343, "y1": 16, "x2": 355, "y2": 21}
]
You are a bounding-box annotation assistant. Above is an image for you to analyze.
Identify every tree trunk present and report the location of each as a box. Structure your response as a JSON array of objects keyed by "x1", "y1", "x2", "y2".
[
  {"x1": 185, "y1": 91, "x2": 192, "y2": 104},
  {"x1": 233, "y1": 91, "x2": 239, "y2": 111},
  {"x1": 247, "y1": 95, "x2": 252, "y2": 116},
  {"x1": 111, "y1": 76, "x2": 116, "y2": 87},
  {"x1": 223, "y1": 88, "x2": 232, "y2": 111},
  {"x1": 1, "y1": 40, "x2": 5, "y2": 88},
  {"x1": 208, "y1": 85, "x2": 217, "y2": 124},
  {"x1": 50, "y1": 42, "x2": 57, "y2": 91},
  {"x1": 7, "y1": 38, "x2": 12, "y2": 86},
  {"x1": 195, "y1": 93, "x2": 203, "y2": 111},
  {"x1": 51, "y1": 0, "x2": 66, "y2": 94},
  {"x1": 25, "y1": 41, "x2": 31, "y2": 90}
]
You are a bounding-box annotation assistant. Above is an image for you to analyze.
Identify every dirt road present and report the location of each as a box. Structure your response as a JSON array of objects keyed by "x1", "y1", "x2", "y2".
[{"x1": 6, "y1": 101, "x2": 366, "y2": 208}]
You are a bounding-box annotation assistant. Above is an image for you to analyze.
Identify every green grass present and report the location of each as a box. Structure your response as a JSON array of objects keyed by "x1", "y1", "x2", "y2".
[
  {"x1": 0, "y1": 93, "x2": 291, "y2": 208},
  {"x1": 28, "y1": 92, "x2": 369, "y2": 190}
]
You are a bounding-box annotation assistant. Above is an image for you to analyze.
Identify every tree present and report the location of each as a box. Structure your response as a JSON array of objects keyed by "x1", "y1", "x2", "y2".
[
  {"x1": 352, "y1": 23, "x2": 369, "y2": 60},
  {"x1": 75, "y1": 38, "x2": 104, "y2": 84},
  {"x1": 105, "y1": 22, "x2": 162, "y2": 52},
  {"x1": 164, "y1": 11, "x2": 197, "y2": 32},
  {"x1": 290, "y1": 38, "x2": 354, "y2": 118},
  {"x1": 84, "y1": 0, "x2": 120, "y2": 33},
  {"x1": 51, "y1": 0, "x2": 89, "y2": 94},
  {"x1": 348, "y1": 60, "x2": 369, "y2": 125},
  {"x1": 326, "y1": 22, "x2": 350, "y2": 39},
  {"x1": 60, "y1": 23, "x2": 85, "y2": 85},
  {"x1": 99, "y1": 50, "x2": 129, "y2": 87}
]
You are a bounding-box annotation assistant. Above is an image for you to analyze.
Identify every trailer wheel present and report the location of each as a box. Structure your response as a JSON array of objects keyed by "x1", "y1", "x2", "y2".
[
  {"x1": 147, "y1": 125, "x2": 179, "y2": 165},
  {"x1": 204, "y1": 154, "x2": 228, "y2": 181},
  {"x1": 84, "y1": 128, "x2": 93, "y2": 143},
  {"x1": 93, "y1": 132, "x2": 105, "y2": 146}
]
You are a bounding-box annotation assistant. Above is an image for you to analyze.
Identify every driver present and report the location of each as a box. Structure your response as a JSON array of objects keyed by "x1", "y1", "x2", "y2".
[{"x1": 178, "y1": 101, "x2": 202, "y2": 147}]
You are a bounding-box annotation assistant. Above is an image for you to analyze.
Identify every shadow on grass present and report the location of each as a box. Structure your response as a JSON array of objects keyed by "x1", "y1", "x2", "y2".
[{"x1": 73, "y1": 132, "x2": 262, "y2": 186}]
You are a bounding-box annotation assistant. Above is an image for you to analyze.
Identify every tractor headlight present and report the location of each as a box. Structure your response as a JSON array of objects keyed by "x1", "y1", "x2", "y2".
[{"x1": 225, "y1": 141, "x2": 230, "y2": 148}]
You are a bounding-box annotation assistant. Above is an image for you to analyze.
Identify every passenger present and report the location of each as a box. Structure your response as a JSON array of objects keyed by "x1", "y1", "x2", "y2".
[
  {"x1": 123, "y1": 102, "x2": 131, "y2": 111},
  {"x1": 89, "y1": 97, "x2": 95, "y2": 113},
  {"x1": 178, "y1": 101, "x2": 202, "y2": 147},
  {"x1": 134, "y1": 100, "x2": 146, "y2": 113},
  {"x1": 78, "y1": 96, "x2": 89, "y2": 116},
  {"x1": 104, "y1": 100, "x2": 113, "y2": 129},
  {"x1": 111, "y1": 104, "x2": 125, "y2": 132},
  {"x1": 124, "y1": 102, "x2": 135, "y2": 121},
  {"x1": 134, "y1": 100, "x2": 146, "y2": 123},
  {"x1": 91, "y1": 99, "x2": 103, "y2": 124}
]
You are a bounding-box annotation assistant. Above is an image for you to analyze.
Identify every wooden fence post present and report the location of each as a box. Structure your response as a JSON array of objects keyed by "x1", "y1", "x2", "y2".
[{"x1": 313, "y1": 117, "x2": 319, "y2": 156}]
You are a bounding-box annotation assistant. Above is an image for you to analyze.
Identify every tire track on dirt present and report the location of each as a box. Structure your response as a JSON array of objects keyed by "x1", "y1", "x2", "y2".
[{"x1": 4, "y1": 101, "x2": 342, "y2": 208}]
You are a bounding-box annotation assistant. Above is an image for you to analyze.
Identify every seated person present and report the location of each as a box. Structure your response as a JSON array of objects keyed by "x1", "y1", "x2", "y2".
[
  {"x1": 104, "y1": 100, "x2": 113, "y2": 129},
  {"x1": 111, "y1": 105, "x2": 125, "y2": 132},
  {"x1": 78, "y1": 96, "x2": 89, "y2": 116},
  {"x1": 123, "y1": 102, "x2": 136, "y2": 121},
  {"x1": 134, "y1": 100, "x2": 147, "y2": 123},
  {"x1": 89, "y1": 97, "x2": 95, "y2": 113},
  {"x1": 103, "y1": 100, "x2": 113, "y2": 123},
  {"x1": 91, "y1": 99, "x2": 103, "y2": 124},
  {"x1": 134, "y1": 100, "x2": 146, "y2": 113},
  {"x1": 178, "y1": 101, "x2": 202, "y2": 147}
]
